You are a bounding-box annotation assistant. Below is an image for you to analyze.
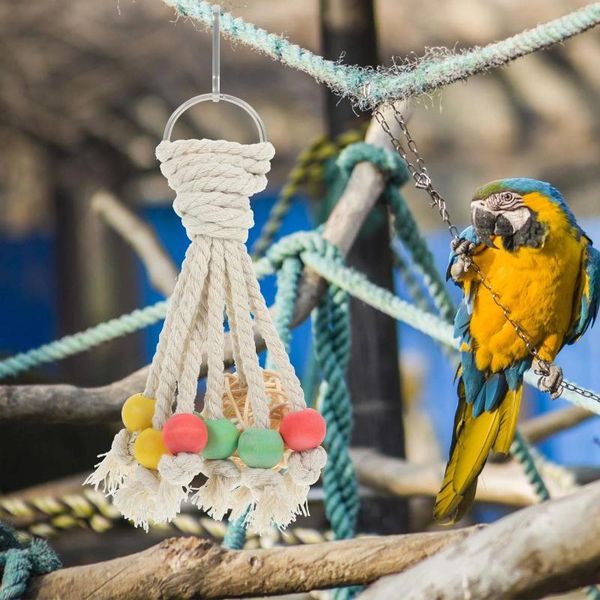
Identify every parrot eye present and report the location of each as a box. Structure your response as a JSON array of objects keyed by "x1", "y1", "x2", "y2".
[{"x1": 487, "y1": 191, "x2": 521, "y2": 210}]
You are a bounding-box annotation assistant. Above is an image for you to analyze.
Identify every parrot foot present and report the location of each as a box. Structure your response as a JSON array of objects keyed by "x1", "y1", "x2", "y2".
[
  {"x1": 449, "y1": 238, "x2": 476, "y2": 281},
  {"x1": 534, "y1": 361, "x2": 563, "y2": 399}
]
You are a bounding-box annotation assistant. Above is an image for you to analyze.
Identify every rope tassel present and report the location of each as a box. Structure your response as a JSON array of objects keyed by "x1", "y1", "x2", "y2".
[{"x1": 86, "y1": 138, "x2": 327, "y2": 533}]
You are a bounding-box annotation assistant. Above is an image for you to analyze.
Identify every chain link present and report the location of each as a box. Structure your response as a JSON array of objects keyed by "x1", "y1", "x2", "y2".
[
  {"x1": 561, "y1": 380, "x2": 600, "y2": 402},
  {"x1": 374, "y1": 103, "x2": 599, "y2": 403},
  {"x1": 374, "y1": 108, "x2": 460, "y2": 240}
]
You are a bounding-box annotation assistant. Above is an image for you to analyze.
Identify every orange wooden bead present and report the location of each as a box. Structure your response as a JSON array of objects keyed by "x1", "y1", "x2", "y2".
[
  {"x1": 279, "y1": 408, "x2": 326, "y2": 452},
  {"x1": 162, "y1": 414, "x2": 208, "y2": 455}
]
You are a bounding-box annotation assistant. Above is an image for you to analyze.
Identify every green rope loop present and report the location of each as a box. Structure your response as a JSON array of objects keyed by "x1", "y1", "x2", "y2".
[{"x1": 0, "y1": 524, "x2": 60, "y2": 600}]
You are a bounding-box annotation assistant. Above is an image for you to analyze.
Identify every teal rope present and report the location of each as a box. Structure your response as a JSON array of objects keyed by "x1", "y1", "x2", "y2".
[
  {"x1": 165, "y1": 0, "x2": 600, "y2": 108},
  {"x1": 313, "y1": 284, "x2": 360, "y2": 600},
  {"x1": 223, "y1": 256, "x2": 302, "y2": 550},
  {"x1": 0, "y1": 301, "x2": 169, "y2": 380},
  {"x1": 510, "y1": 431, "x2": 550, "y2": 502},
  {"x1": 222, "y1": 509, "x2": 248, "y2": 550},
  {"x1": 267, "y1": 257, "x2": 303, "y2": 369},
  {"x1": 0, "y1": 524, "x2": 60, "y2": 600},
  {"x1": 387, "y1": 190, "x2": 455, "y2": 322}
]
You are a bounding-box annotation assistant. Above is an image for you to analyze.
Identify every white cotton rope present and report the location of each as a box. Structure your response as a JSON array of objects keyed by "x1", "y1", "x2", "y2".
[{"x1": 88, "y1": 138, "x2": 325, "y2": 533}]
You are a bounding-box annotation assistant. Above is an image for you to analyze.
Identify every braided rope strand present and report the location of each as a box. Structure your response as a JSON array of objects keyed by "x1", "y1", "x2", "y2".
[{"x1": 166, "y1": 0, "x2": 600, "y2": 108}]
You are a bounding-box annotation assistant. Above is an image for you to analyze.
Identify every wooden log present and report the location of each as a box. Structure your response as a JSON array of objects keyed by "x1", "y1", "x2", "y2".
[
  {"x1": 359, "y1": 480, "x2": 600, "y2": 600},
  {"x1": 26, "y1": 527, "x2": 479, "y2": 599}
]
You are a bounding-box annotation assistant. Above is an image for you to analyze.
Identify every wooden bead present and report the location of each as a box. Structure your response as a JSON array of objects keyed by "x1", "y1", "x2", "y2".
[
  {"x1": 162, "y1": 414, "x2": 208, "y2": 455},
  {"x1": 133, "y1": 428, "x2": 169, "y2": 470},
  {"x1": 237, "y1": 428, "x2": 284, "y2": 469},
  {"x1": 121, "y1": 394, "x2": 155, "y2": 432},
  {"x1": 202, "y1": 419, "x2": 240, "y2": 460},
  {"x1": 279, "y1": 408, "x2": 326, "y2": 451}
]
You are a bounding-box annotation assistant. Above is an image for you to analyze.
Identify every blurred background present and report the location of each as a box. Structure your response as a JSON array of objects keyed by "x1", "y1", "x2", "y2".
[{"x1": 0, "y1": 0, "x2": 599, "y2": 571}]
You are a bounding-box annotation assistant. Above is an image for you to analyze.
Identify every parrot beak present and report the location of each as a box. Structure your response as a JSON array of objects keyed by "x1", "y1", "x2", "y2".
[{"x1": 472, "y1": 206, "x2": 498, "y2": 248}]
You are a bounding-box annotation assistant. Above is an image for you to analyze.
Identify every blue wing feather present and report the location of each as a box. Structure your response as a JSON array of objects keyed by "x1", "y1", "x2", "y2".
[{"x1": 567, "y1": 244, "x2": 600, "y2": 344}]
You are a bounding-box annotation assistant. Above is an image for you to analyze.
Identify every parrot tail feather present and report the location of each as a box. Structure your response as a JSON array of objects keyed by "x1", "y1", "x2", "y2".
[{"x1": 434, "y1": 377, "x2": 522, "y2": 523}]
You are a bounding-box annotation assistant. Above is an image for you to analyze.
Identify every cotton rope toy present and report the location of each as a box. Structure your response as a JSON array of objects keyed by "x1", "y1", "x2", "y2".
[{"x1": 85, "y1": 132, "x2": 326, "y2": 533}]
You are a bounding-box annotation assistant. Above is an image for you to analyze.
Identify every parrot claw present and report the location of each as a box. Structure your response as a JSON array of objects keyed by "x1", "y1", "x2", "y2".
[
  {"x1": 451, "y1": 238, "x2": 476, "y2": 255},
  {"x1": 449, "y1": 239, "x2": 476, "y2": 281},
  {"x1": 535, "y1": 362, "x2": 563, "y2": 399}
]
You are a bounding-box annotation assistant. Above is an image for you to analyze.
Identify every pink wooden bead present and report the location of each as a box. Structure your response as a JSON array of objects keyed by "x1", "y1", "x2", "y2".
[
  {"x1": 279, "y1": 408, "x2": 326, "y2": 452},
  {"x1": 162, "y1": 414, "x2": 208, "y2": 455}
]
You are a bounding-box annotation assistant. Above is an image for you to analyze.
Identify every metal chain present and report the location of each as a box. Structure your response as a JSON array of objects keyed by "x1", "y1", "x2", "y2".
[
  {"x1": 374, "y1": 103, "x2": 596, "y2": 401},
  {"x1": 374, "y1": 108, "x2": 460, "y2": 240}
]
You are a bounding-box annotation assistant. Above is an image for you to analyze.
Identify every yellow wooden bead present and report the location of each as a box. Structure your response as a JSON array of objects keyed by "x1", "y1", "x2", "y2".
[
  {"x1": 121, "y1": 394, "x2": 155, "y2": 432},
  {"x1": 133, "y1": 428, "x2": 169, "y2": 470}
]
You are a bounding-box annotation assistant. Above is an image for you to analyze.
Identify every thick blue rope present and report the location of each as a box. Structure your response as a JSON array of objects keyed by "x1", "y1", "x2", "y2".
[
  {"x1": 0, "y1": 524, "x2": 60, "y2": 600},
  {"x1": 164, "y1": 1, "x2": 600, "y2": 109},
  {"x1": 313, "y1": 284, "x2": 360, "y2": 600}
]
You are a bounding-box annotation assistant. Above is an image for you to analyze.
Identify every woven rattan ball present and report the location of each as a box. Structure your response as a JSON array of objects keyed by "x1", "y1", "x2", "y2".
[{"x1": 221, "y1": 369, "x2": 291, "y2": 470}]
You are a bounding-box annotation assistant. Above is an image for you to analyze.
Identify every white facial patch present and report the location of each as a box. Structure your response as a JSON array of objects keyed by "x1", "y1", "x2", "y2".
[{"x1": 501, "y1": 206, "x2": 530, "y2": 231}]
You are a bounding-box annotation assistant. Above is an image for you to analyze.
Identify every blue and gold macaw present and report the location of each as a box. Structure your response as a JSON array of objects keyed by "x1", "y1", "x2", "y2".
[{"x1": 434, "y1": 178, "x2": 600, "y2": 523}]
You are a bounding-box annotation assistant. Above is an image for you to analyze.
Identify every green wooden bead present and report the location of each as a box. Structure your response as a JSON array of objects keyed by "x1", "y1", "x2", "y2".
[
  {"x1": 202, "y1": 419, "x2": 240, "y2": 459},
  {"x1": 237, "y1": 428, "x2": 284, "y2": 469}
]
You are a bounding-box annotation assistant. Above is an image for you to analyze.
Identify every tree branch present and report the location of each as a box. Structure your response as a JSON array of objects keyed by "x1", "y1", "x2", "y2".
[
  {"x1": 27, "y1": 527, "x2": 479, "y2": 599},
  {"x1": 92, "y1": 190, "x2": 178, "y2": 296},
  {"x1": 0, "y1": 107, "x2": 406, "y2": 424},
  {"x1": 520, "y1": 405, "x2": 596, "y2": 443},
  {"x1": 351, "y1": 448, "x2": 539, "y2": 507},
  {"x1": 359, "y1": 480, "x2": 600, "y2": 600}
]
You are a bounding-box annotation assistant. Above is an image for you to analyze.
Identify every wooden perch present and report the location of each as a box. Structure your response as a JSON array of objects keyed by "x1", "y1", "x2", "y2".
[
  {"x1": 27, "y1": 527, "x2": 478, "y2": 599},
  {"x1": 351, "y1": 448, "x2": 539, "y2": 507},
  {"x1": 0, "y1": 106, "x2": 406, "y2": 424},
  {"x1": 359, "y1": 480, "x2": 600, "y2": 600},
  {"x1": 520, "y1": 404, "x2": 595, "y2": 443}
]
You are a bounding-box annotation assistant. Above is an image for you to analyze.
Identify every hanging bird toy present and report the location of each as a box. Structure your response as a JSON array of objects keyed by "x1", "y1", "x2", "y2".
[{"x1": 86, "y1": 6, "x2": 327, "y2": 533}]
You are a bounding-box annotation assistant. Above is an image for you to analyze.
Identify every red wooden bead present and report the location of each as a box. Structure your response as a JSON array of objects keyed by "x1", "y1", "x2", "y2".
[
  {"x1": 162, "y1": 414, "x2": 208, "y2": 455},
  {"x1": 279, "y1": 408, "x2": 326, "y2": 452}
]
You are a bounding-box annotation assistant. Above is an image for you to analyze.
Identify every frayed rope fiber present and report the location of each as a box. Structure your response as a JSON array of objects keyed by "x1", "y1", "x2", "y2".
[
  {"x1": 0, "y1": 524, "x2": 60, "y2": 600},
  {"x1": 166, "y1": 1, "x2": 600, "y2": 108}
]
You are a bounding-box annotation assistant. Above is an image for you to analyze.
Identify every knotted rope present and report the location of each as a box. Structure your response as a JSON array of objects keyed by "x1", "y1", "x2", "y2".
[
  {"x1": 87, "y1": 138, "x2": 326, "y2": 533},
  {"x1": 0, "y1": 524, "x2": 60, "y2": 600}
]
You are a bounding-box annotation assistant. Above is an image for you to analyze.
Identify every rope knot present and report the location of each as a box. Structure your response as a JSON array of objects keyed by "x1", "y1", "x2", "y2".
[{"x1": 156, "y1": 139, "x2": 275, "y2": 242}]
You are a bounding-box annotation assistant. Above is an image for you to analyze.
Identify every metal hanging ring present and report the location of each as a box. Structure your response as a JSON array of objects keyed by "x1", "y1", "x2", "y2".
[{"x1": 162, "y1": 93, "x2": 268, "y2": 143}]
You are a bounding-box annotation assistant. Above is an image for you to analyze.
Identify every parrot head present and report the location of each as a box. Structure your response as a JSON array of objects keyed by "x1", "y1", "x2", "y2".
[{"x1": 470, "y1": 178, "x2": 582, "y2": 251}]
